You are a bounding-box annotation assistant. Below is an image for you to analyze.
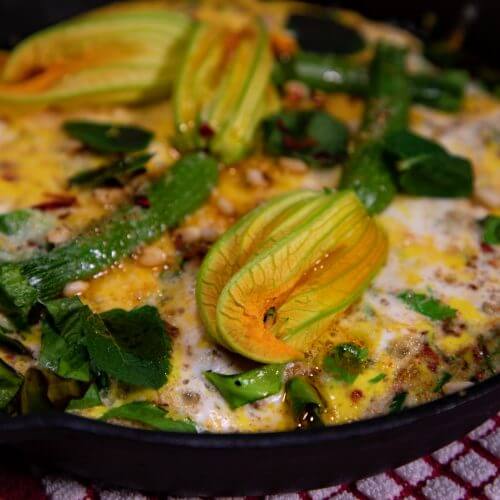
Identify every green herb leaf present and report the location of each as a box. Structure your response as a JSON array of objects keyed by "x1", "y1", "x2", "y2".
[
  {"x1": 0, "y1": 326, "x2": 31, "y2": 355},
  {"x1": 286, "y1": 376, "x2": 324, "y2": 429},
  {"x1": 86, "y1": 306, "x2": 170, "y2": 389},
  {"x1": 323, "y1": 343, "x2": 368, "y2": 384},
  {"x1": 101, "y1": 401, "x2": 196, "y2": 432},
  {"x1": 69, "y1": 153, "x2": 152, "y2": 187},
  {"x1": 433, "y1": 372, "x2": 452, "y2": 393},
  {"x1": 20, "y1": 368, "x2": 51, "y2": 415},
  {"x1": 384, "y1": 130, "x2": 446, "y2": 159},
  {"x1": 389, "y1": 391, "x2": 407, "y2": 413},
  {"x1": 67, "y1": 384, "x2": 102, "y2": 410},
  {"x1": 0, "y1": 210, "x2": 32, "y2": 235},
  {"x1": 39, "y1": 297, "x2": 92, "y2": 382},
  {"x1": 0, "y1": 359, "x2": 23, "y2": 409},
  {"x1": 262, "y1": 110, "x2": 349, "y2": 167},
  {"x1": 63, "y1": 121, "x2": 154, "y2": 154},
  {"x1": 481, "y1": 215, "x2": 500, "y2": 245},
  {"x1": 369, "y1": 373, "x2": 386, "y2": 384},
  {"x1": 204, "y1": 364, "x2": 285, "y2": 409},
  {"x1": 398, "y1": 290, "x2": 457, "y2": 320}
]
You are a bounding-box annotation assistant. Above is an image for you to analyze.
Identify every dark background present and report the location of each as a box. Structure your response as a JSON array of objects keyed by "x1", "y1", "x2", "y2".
[{"x1": 0, "y1": 1, "x2": 498, "y2": 68}]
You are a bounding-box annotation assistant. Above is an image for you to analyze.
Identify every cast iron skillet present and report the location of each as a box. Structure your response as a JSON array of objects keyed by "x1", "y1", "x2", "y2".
[{"x1": 0, "y1": 1, "x2": 498, "y2": 495}]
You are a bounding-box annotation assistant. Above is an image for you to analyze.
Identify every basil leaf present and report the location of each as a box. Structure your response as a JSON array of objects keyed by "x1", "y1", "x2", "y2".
[
  {"x1": 323, "y1": 343, "x2": 368, "y2": 384},
  {"x1": 262, "y1": 110, "x2": 349, "y2": 167},
  {"x1": 0, "y1": 210, "x2": 32, "y2": 235},
  {"x1": 39, "y1": 297, "x2": 92, "y2": 382},
  {"x1": 101, "y1": 401, "x2": 196, "y2": 433},
  {"x1": 204, "y1": 364, "x2": 285, "y2": 409},
  {"x1": 67, "y1": 384, "x2": 101, "y2": 410},
  {"x1": 86, "y1": 306, "x2": 170, "y2": 389},
  {"x1": 384, "y1": 130, "x2": 446, "y2": 159},
  {"x1": 63, "y1": 121, "x2": 154, "y2": 154},
  {"x1": 389, "y1": 391, "x2": 407, "y2": 413},
  {"x1": 20, "y1": 368, "x2": 52, "y2": 415},
  {"x1": 369, "y1": 373, "x2": 386, "y2": 384},
  {"x1": 0, "y1": 326, "x2": 31, "y2": 355},
  {"x1": 286, "y1": 376, "x2": 324, "y2": 429},
  {"x1": 481, "y1": 215, "x2": 500, "y2": 245},
  {"x1": 433, "y1": 372, "x2": 452, "y2": 393},
  {"x1": 0, "y1": 359, "x2": 23, "y2": 409},
  {"x1": 287, "y1": 14, "x2": 365, "y2": 55},
  {"x1": 398, "y1": 290, "x2": 457, "y2": 320},
  {"x1": 69, "y1": 153, "x2": 152, "y2": 188},
  {"x1": 398, "y1": 153, "x2": 473, "y2": 198}
]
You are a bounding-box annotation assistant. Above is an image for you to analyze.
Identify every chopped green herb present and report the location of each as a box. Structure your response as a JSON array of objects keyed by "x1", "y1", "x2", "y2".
[
  {"x1": 205, "y1": 364, "x2": 285, "y2": 409},
  {"x1": 286, "y1": 376, "x2": 324, "y2": 429},
  {"x1": 101, "y1": 401, "x2": 196, "y2": 432},
  {"x1": 433, "y1": 372, "x2": 452, "y2": 393},
  {"x1": 262, "y1": 110, "x2": 349, "y2": 167},
  {"x1": 384, "y1": 130, "x2": 446, "y2": 159},
  {"x1": 67, "y1": 384, "x2": 102, "y2": 410},
  {"x1": 323, "y1": 343, "x2": 368, "y2": 384},
  {"x1": 389, "y1": 391, "x2": 407, "y2": 413},
  {"x1": 369, "y1": 373, "x2": 386, "y2": 384},
  {"x1": 481, "y1": 215, "x2": 500, "y2": 245},
  {"x1": 69, "y1": 153, "x2": 152, "y2": 187},
  {"x1": 398, "y1": 291, "x2": 457, "y2": 321},
  {"x1": 0, "y1": 210, "x2": 32, "y2": 236},
  {"x1": 63, "y1": 120, "x2": 154, "y2": 154},
  {"x1": 0, "y1": 326, "x2": 31, "y2": 355},
  {"x1": 20, "y1": 368, "x2": 51, "y2": 415},
  {"x1": 0, "y1": 359, "x2": 23, "y2": 410}
]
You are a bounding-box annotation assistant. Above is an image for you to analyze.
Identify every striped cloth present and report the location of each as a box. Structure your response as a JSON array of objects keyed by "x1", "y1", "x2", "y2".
[{"x1": 1, "y1": 413, "x2": 498, "y2": 500}]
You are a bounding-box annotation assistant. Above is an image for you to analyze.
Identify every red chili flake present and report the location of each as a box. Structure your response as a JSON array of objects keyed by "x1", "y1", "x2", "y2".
[
  {"x1": 134, "y1": 195, "x2": 150, "y2": 208},
  {"x1": 421, "y1": 343, "x2": 440, "y2": 372},
  {"x1": 481, "y1": 242, "x2": 494, "y2": 253},
  {"x1": 283, "y1": 135, "x2": 317, "y2": 150},
  {"x1": 33, "y1": 194, "x2": 76, "y2": 211},
  {"x1": 1, "y1": 171, "x2": 17, "y2": 182},
  {"x1": 350, "y1": 389, "x2": 363, "y2": 402},
  {"x1": 199, "y1": 123, "x2": 215, "y2": 139}
]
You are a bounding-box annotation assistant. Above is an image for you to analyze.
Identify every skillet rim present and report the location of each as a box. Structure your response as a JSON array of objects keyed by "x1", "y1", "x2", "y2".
[{"x1": 0, "y1": 373, "x2": 498, "y2": 448}]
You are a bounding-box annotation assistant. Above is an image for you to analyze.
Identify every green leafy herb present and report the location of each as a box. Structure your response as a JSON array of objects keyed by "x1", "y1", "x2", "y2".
[
  {"x1": 262, "y1": 110, "x2": 349, "y2": 167},
  {"x1": 369, "y1": 373, "x2": 386, "y2": 384},
  {"x1": 67, "y1": 384, "x2": 102, "y2": 410},
  {"x1": 481, "y1": 215, "x2": 500, "y2": 245},
  {"x1": 69, "y1": 153, "x2": 152, "y2": 187},
  {"x1": 389, "y1": 391, "x2": 407, "y2": 413},
  {"x1": 384, "y1": 130, "x2": 446, "y2": 159},
  {"x1": 86, "y1": 306, "x2": 170, "y2": 389},
  {"x1": 323, "y1": 343, "x2": 368, "y2": 384},
  {"x1": 0, "y1": 210, "x2": 32, "y2": 235},
  {"x1": 204, "y1": 364, "x2": 285, "y2": 409},
  {"x1": 398, "y1": 291, "x2": 457, "y2": 321},
  {"x1": 101, "y1": 401, "x2": 196, "y2": 432},
  {"x1": 0, "y1": 326, "x2": 31, "y2": 355},
  {"x1": 286, "y1": 376, "x2": 324, "y2": 429},
  {"x1": 63, "y1": 120, "x2": 154, "y2": 154},
  {"x1": 39, "y1": 297, "x2": 92, "y2": 382},
  {"x1": 20, "y1": 368, "x2": 52, "y2": 415},
  {"x1": 433, "y1": 372, "x2": 452, "y2": 393},
  {"x1": 0, "y1": 359, "x2": 23, "y2": 409}
]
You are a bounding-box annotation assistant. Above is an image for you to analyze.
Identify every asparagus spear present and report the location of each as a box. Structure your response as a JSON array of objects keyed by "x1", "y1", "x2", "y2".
[
  {"x1": 0, "y1": 153, "x2": 218, "y2": 327},
  {"x1": 339, "y1": 43, "x2": 411, "y2": 214}
]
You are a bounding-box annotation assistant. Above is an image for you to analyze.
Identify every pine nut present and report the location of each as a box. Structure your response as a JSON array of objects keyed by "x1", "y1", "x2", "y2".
[
  {"x1": 216, "y1": 197, "x2": 235, "y2": 216},
  {"x1": 246, "y1": 168, "x2": 268, "y2": 187},
  {"x1": 137, "y1": 246, "x2": 167, "y2": 267}
]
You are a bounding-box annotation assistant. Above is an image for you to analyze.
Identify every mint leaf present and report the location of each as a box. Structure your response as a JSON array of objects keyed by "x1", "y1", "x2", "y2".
[
  {"x1": 398, "y1": 290, "x2": 457, "y2": 320},
  {"x1": 101, "y1": 401, "x2": 195, "y2": 432},
  {"x1": 205, "y1": 364, "x2": 285, "y2": 409},
  {"x1": 67, "y1": 384, "x2": 101, "y2": 410},
  {"x1": 481, "y1": 215, "x2": 500, "y2": 245},
  {"x1": 63, "y1": 121, "x2": 153, "y2": 154},
  {"x1": 323, "y1": 343, "x2": 368, "y2": 383},
  {"x1": 0, "y1": 359, "x2": 23, "y2": 409},
  {"x1": 86, "y1": 306, "x2": 170, "y2": 389}
]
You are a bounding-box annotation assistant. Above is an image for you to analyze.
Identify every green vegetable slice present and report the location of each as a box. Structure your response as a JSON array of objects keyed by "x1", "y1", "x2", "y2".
[
  {"x1": 433, "y1": 372, "x2": 452, "y2": 393},
  {"x1": 368, "y1": 373, "x2": 386, "y2": 384},
  {"x1": 398, "y1": 290, "x2": 457, "y2": 321},
  {"x1": 286, "y1": 376, "x2": 324, "y2": 429},
  {"x1": 0, "y1": 209, "x2": 32, "y2": 235},
  {"x1": 86, "y1": 306, "x2": 170, "y2": 389},
  {"x1": 0, "y1": 359, "x2": 23, "y2": 410},
  {"x1": 69, "y1": 153, "x2": 152, "y2": 187},
  {"x1": 67, "y1": 384, "x2": 101, "y2": 410},
  {"x1": 262, "y1": 110, "x2": 348, "y2": 166},
  {"x1": 323, "y1": 343, "x2": 368, "y2": 384},
  {"x1": 384, "y1": 130, "x2": 446, "y2": 159},
  {"x1": 101, "y1": 401, "x2": 196, "y2": 432},
  {"x1": 389, "y1": 391, "x2": 407, "y2": 413},
  {"x1": 204, "y1": 364, "x2": 285, "y2": 409},
  {"x1": 0, "y1": 153, "x2": 218, "y2": 326},
  {"x1": 63, "y1": 120, "x2": 154, "y2": 153},
  {"x1": 481, "y1": 215, "x2": 500, "y2": 245}
]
